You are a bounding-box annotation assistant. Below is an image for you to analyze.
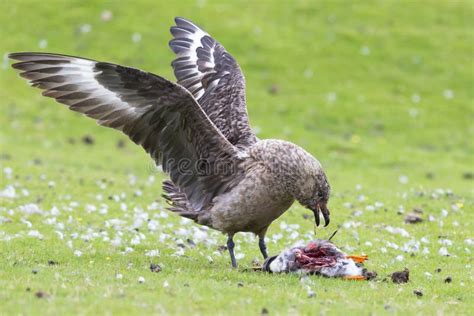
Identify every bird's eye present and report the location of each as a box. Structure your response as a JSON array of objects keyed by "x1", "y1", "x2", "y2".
[{"x1": 317, "y1": 192, "x2": 325, "y2": 200}]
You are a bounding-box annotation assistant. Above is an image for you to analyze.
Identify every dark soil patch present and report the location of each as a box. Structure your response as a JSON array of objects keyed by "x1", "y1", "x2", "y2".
[
  {"x1": 405, "y1": 213, "x2": 423, "y2": 224},
  {"x1": 363, "y1": 270, "x2": 378, "y2": 280},
  {"x1": 391, "y1": 268, "x2": 409, "y2": 284},
  {"x1": 35, "y1": 291, "x2": 49, "y2": 299},
  {"x1": 268, "y1": 84, "x2": 280, "y2": 95},
  {"x1": 462, "y1": 172, "x2": 473, "y2": 180},
  {"x1": 81, "y1": 135, "x2": 95, "y2": 145},
  {"x1": 150, "y1": 263, "x2": 162, "y2": 273},
  {"x1": 116, "y1": 139, "x2": 126, "y2": 148},
  {"x1": 413, "y1": 289, "x2": 423, "y2": 297}
]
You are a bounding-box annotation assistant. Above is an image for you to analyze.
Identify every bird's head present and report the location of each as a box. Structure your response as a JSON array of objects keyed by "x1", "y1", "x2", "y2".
[{"x1": 294, "y1": 169, "x2": 331, "y2": 227}]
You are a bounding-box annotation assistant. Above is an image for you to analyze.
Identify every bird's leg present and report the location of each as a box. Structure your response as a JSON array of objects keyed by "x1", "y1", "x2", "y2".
[
  {"x1": 227, "y1": 234, "x2": 237, "y2": 268},
  {"x1": 258, "y1": 236, "x2": 268, "y2": 259}
]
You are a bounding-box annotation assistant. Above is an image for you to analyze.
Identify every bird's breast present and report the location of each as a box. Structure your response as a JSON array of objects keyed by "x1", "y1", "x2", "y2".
[{"x1": 208, "y1": 164, "x2": 294, "y2": 234}]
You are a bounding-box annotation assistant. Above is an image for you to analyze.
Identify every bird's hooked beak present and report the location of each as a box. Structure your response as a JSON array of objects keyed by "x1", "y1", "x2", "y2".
[{"x1": 312, "y1": 202, "x2": 330, "y2": 227}]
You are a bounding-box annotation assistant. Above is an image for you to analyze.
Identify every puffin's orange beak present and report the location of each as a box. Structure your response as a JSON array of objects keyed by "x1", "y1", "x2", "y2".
[
  {"x1": 343, "y1": 275, "x2": 366, "y2": 281},
  {"x1": 346, "y1": 255, "x2": 368, "y2": 263}
]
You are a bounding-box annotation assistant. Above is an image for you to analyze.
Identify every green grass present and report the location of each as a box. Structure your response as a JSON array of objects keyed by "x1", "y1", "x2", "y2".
[{"x1": 0, "y1": 0, "x2": 473, "y2": 315}]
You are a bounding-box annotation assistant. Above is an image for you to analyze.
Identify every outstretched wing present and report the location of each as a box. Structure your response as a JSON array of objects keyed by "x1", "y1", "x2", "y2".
[
  {"x1": 10, "y1": 52, "x2": 245, "y2": 211},
  {"x1": 169, "y1": 17, "x2": 257, "y2": 149}
]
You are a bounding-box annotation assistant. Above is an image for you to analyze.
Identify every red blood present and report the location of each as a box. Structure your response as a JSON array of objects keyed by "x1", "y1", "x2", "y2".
[{"x1": 294, "y1": 240, "x2": 342, "y2": 271}]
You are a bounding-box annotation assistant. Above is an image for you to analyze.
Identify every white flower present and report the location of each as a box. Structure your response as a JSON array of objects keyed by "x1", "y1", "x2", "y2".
[
  {"x1": 101, "y1": 10, "x2": 113, "y2": 22},
  {"x1": 360, "y1": 46, "x2": 370, "y2": 56},
  {"x1": 145, "y1": 249, "x2": 160, "y2": 257},
  {"x1": 38, "y1": 39, "x2": 47, "y2": 49},
  {"x1": 0, "y1": 186, "x2": 16, "y2": 198},
  {"x1": 130, "y1": 235, "x2": 141, "y2": 245},
  {"x1": 85, "y1": 204, "x2": 97, "y2": 212},
  {"x1": 386, "y1": 226, "x2": 410, "y2": 238},
  {"x1": 50, "y1": 206, "x2": 60, "y2": 216},
  {"x1": 235, "y1": 253, "x2": 245, "y2": 260},
  {"x1": 132, "y1": 32, "x2": 142, "y2": 43},
  {"x1": 19, "y1": 203, "x2": 43, "y2": 215},
  {"x1": 73, "y1": 250, "x2": 83, "y2": 257},
  {"x1": 138, "y1": 276, "x2": 145, "y2": 283},
  {"x1": 327, "y1": 92, "x2": 337, "y2": 102},
  {"x1": 438, "y1": 239, "x2": 453, "y2": 246},
  {"x1": 438, "y1": 247, "x2": 449, "y2": 256},
  {"x1": 443, "y1": 89, "x2": 454, "y2": 99},
  {"x1": 28, "y1": 230, "x2": 43, "y2": 239},
  {"x1": 79, "y1": 24, "x2": 92, "y2": 33},
  {"x1": 398, "y1": 175, "x2": 409, "y2": 184},
  {"x1": 411, "y1": 94, "x2": 421, "y2": 103}
]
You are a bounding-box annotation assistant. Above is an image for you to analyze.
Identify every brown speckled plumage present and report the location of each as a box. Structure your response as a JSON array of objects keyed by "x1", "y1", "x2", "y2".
[{"x1": 9, "y1": 17, "x2": 331, "y2": 267}]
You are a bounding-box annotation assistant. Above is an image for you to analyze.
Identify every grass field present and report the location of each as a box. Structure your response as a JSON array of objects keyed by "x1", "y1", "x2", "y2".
[{"x1": 0, "y1": 0, "x2": 473, "y2": 315}]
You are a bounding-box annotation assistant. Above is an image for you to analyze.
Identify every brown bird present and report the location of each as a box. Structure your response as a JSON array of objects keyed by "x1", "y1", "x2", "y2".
[{"x1": 9, "y1": 17, "x2": 331, "y2": 267}]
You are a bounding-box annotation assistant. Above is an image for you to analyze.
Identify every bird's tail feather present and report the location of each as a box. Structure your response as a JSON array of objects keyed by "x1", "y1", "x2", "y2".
[{"x1": 162, "y1": 180, "x2": 198, "y2": 220}]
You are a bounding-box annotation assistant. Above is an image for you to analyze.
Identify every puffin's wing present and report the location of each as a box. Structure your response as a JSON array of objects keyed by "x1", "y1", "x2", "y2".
[
  {"x1": 10, "y1": 52, "x2": 244, "y2": 210},
  {"x1": 169, "y1": 17, "x2": 257, "y2": 149}
]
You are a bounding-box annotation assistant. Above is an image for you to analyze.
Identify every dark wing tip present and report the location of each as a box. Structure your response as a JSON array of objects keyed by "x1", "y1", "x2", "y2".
[
  {"x1": 8, "y1": 52, "x2": 57, "y2": 60},
  {"x1": 8, "y1": 52, "x2": 35, "y2": 61},
  {"x1": 174, "y1": 17, "x2": 188, "y2": 24},
  {"x1": 174, "y1": 17, "x2": 199, "y2": 31}
]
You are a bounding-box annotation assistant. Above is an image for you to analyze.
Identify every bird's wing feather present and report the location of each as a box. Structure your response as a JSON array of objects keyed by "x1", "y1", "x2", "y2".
[
  {"x1": 169, "y1": 17, "x2": 257, "y2": 149},
  {"x1": 10, "y1": 52, "x2": 244, "y2": 210}
]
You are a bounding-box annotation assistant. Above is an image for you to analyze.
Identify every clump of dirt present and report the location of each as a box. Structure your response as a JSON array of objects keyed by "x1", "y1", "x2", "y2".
[
  {"x1": 268, "y1": 84, "x2": 280, "y2": 95},
  {"x1": 237, "y1": 282, "x2": 244, "y2": 287},
  {"x1": 413, "y1": 207, "x2": 424, "y2": 214},
  {"x1": 81, "y1": 135, "x2": 95, "y2": 145},
  {"x1": 444, "y1": 276, "x2": 452, "y2": 283},
  {"x1": 363, "y1": 269, "x2": 378, "y2": 280},
  {"x1": 413, "y1": 289, "x2": 423, "y2": 297},
  {"x1": 261, "y1": 307, "x2": 269, "y2": 315},
  {"x1": 150, "y1": 263, "x2": 162, "y2": 273},
  {"x1": 251, "y1": 258, "x2": 261, "y2": 267},
  {"x1": 391, "y1": 268, "x2": 409, "y2": 284},
  {"x1": 116, "y1": 139, "x2": 126, "y2": 148},
  {"x1": 217, "y1": 245, "x2": 227, "y2": 253},
  {"x1": 425, "y1": 172, "x2": 435, "y2": 179},
  {"x1": 48, "y1": 260, "x2": 58, "y2": 266},
  {"x1": 186, "y1": 238, "x2": 196, "y2": 248},
  {"x1": 405, "y1": 213, "x2": 423, "y2": 224},
  {"x1": 35, "y1": 291, "x2": 49, "y2": 299},
  {"x1": 463, "y1": 172, "x2": 473, "y2": 180}
]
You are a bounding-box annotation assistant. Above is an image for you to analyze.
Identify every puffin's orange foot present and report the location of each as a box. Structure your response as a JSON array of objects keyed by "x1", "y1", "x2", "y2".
[
  {"x1": 343, "y1": 275, "x2": 366, "y2": 281},
  {"x1": 346, "y1": 255, "x2": 368, "y2": 263}
]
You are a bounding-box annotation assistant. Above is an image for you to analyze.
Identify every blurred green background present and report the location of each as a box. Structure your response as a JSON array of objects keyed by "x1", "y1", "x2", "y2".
[
  {"x1": 1, "y1": 0, "x2": 472, "y2": 192},
  {"x1": 0, "y1": 0, "x2": 473, "y2": 315}
]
